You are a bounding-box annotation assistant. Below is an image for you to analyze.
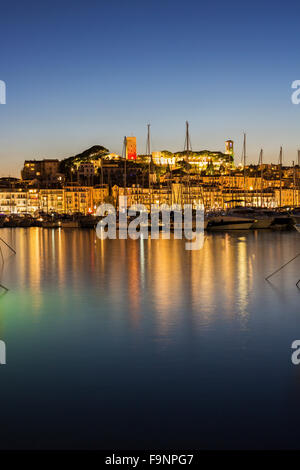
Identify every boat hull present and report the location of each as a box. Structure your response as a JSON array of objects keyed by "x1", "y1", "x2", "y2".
[
  {"x1": 292, "y1": 216, "x2": 300, "y2": 224},
  {"x1": 252, "y1": 218, "x2": 273, "y2": 229},
  {"x1": 61, "y1": 221, "x2": 80, "y2": 228},
  {"x1": 207, "y1": 220, "x2": 253, "y2": 231},
  {"x1": 42, "y1": 222, "x2": 60, "y2": 228}
]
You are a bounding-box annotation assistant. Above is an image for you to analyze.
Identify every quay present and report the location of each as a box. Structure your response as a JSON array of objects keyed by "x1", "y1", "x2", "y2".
[{"x1": 1, "y1": 208, "x2": 299, "y2": 232}]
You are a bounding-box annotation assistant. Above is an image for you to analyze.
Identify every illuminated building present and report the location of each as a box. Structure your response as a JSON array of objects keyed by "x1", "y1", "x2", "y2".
[
  {"x1": 41, "y1": 159, "x2": 60, "y2": 180},
  {"x1": 275, "y1": 188, "x2": 300, "y2": 207},
  {"x1": 92, "y1": 186, "x2": 109, "y2": 208},
  {"x1": 64, "y1": 186, "x2": 93, "y2": 214},
  {"x1": 78, "y1": 162, "x2": 95, "y2": 178},
  {"x1": 21, "y1": 159, "x2": 60, "y2": 182},
  {"x1": 225, "y1": 140, "x2": 234, "y2": 158},
  {"x1": 126, "y1": 137, "x2": 137, "y2": 160},
  {"x1": 27, "y1": 189, "x2": 40, "y2": 213},
  {"x1": 40, "y1": 189, "x2": 65, "y2": 213},
  {"x1": 151, "y1": 142, "x2": 234, "y2": 170},
  {"x1": 0, "y1": 189, "x2": 28, "y2": 213},
  {"x1": 21, "y1": 161, "x2": 42, "y2": 180},
  {"x1": 152, "y1": 151, "x2": 176, "y2": 167}
]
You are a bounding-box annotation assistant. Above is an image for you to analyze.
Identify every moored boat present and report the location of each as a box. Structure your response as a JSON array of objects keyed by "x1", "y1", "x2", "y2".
[
  {"x1": 271, "y1": 213, "x2": 293, "y2": 230},
  {"x1": 42, "y1": 220, "x2": 60, "y2": 228},
  {"x1": 0, "y1": 215, "x2": 6, "y2": 227},
  {"x1": 291, "y1": 209, "x2": 300, "y2": 225},
  {"x1": 79, "y1": 215, "x2": 97, "y2": 228},
  {"x1": 207, "y1": 216, "x2": 254, "y2": 231},
  {"x1": 18, "y1": 216, "x2": 34, "y2": 227},
  {"x1": 4, "y1": 215, "x2": 22, "y2": 227},
  {"x1": 61, "y1": 220, "x2": 80, "y2": 228},
  {"x1": 226, "y1": 207, "x2": 274, "y2": 229}
]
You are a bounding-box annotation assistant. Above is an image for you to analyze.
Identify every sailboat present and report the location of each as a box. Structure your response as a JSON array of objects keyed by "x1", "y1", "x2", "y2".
[{"x1": 206, "y1": 215, "x2": 254, "y2": 231}]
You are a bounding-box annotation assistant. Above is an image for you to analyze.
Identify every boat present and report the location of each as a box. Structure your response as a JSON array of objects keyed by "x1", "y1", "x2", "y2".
[
  {"x1": 61, "y1": 220, "x2": 80, "y2": 228},
  {"x1": 227, "y1": 207, "x2": 274, "y2": 229},
  {"x1": 79, "y1": 215, "x2": 97, "y2": 228},
  {"x1": 4, "y1": 215, "x2": 22, "y2": 227},
  {"x1": 271, "y1": 211, "x2": 293, "y2": 231},
  {"x1": 0, "y1": 215, "x2": 6, "y2": 227},
  {"x1": 18, "y1": 215, "x2": 34, "y2": 227},
  {"x1": 42, "y1": 220, "x2": 60, "y2": 228},
  {"x1": 290, "y1": 209, "x2": 300, "y2": 225},
  {"x1": 207, "y1": 216, "x2": 254, "y2": 231}
]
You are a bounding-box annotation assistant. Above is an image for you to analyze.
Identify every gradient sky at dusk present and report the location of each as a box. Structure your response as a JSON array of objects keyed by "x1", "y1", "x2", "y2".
[{"x1": 1, "y1": 0, "x2": 300, "y2": 175}]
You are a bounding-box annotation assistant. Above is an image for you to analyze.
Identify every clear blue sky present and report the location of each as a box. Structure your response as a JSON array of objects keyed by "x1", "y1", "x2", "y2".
[{"x1": 1, "y1": 0, "x2": 300, "y2": 175}]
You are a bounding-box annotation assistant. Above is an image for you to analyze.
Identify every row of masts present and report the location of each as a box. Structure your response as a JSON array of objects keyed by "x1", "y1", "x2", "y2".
[
  {"x1": 242, "y1": 133, "x2": 300, "y2": 208},
  {"x1": 122, "y1": 124, "x2": 300, "y2": 208}
]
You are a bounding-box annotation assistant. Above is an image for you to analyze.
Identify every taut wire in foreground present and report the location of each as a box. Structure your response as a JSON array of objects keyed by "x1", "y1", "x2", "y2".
[
  {"x1": 0, "y1": 236, "x2": 16, "y2": 293},
  {"x1": 0, "y1": 237, "x2": 16, "y2": 254},
  {"x1": 265, "y1": 252, "x2": 300, "y2": 283}
]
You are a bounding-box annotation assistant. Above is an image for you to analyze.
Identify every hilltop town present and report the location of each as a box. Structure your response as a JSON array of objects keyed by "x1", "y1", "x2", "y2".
[{"x1": 0, "y1": 137, "x2": 299, "y2": 215}]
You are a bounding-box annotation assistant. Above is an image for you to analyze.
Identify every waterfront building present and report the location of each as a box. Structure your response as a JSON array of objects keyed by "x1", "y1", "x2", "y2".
[
  {"x1": 274, "y1": 188, "x2": 300, "y2": 207},
  {"x1": 27, "y1": 189, "x2": 40, "y2": 213},
  {"x1": 92, "y1": 186, "x2": 110, "y2": 208},
  {"x1": 0, "y1": 182, "x2": 296, "y2": 214},
  {"x1": 64, "y1": 186, "x2": 93, "y2": 214},
  {"x1": 0, "y1": 188, "x2": 28, "y2": 214},
  {"x1": 116, "y1": 186, "x2": 171, "y2": 209},
  {"x1": 40, "y1": 189, "x2": 65, "y2": 213}
]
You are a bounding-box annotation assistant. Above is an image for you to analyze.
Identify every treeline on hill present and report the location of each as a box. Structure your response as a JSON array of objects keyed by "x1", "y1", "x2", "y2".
[
  {"x1": 56, "y1": 145, "x2": 234, "y2": 187},
  {"x1": 58, "y1": 145, "x2": 152, "y2": 187},
  {"x1": 59, "y1": 145, "x2": 109, "y2": 173}
]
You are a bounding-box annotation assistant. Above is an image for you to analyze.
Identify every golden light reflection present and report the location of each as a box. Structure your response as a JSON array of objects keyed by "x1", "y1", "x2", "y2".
[{"x1": 0, "y1": 228, "x2": 257, "y2": 331}]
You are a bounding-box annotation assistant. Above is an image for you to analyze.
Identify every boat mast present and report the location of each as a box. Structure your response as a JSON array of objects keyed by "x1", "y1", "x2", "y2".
[
  {"x1": 293, "y1": 160, "x2": 296, "y2": 208},
  {"x1": 259, "y1": 148, "x2": 263, "y2": 207},
  {"x1": 146, "y1": 124, "x2": 151, "y2": 209},
  {"x1": 100, "y1": 155, "x2": 104, "y2": 203},
  {"x1": 298, "y1": 150, "x2": 300, "y2": 207},
  {"x1": 279, "y1": 146, "x2": 283, "y2": 208},
  {"x1": 243, "y1": 133, "x2": 247, "y2": 206},
  {"x1": 123, "y1": 136, "x2": 127, "y2": 197},
  {"x1": 185, "y1": 121, "x2": 191, "y2": 206}
]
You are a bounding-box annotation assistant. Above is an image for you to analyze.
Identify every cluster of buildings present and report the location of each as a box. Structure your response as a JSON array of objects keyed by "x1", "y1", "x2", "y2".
[
  {"x1": 0, "y1": 137, "x2": 299, "y2": 215},
  {"x1": 0, "y1": 185, "x2": 109, "y2": 215}
]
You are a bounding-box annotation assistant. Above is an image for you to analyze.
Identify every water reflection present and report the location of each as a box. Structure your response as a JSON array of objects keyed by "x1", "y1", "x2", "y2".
[
  {"x1": 0, "y1": 228, "x2": 300, "y2": 449},
  {"x1": 1, "y1": 228, "x2": 299, "y2": 332}
]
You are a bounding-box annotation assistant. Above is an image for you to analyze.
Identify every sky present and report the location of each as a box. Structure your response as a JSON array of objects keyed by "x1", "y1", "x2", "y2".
[{"x1": 1, "y1": 0, "x2": 300, "y2": 176}]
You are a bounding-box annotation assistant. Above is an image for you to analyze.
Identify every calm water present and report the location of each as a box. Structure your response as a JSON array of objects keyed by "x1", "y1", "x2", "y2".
[{"x1": 0, "y1": 228, "x2": 300, "y2": 449}]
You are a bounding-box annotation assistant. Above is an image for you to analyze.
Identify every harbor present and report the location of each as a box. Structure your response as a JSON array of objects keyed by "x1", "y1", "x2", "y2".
[
  {"x1": 1, "y1": 207, "x2": 300, "y2": 232},
  {"x1": 2, "y1": 0, "x2": 300, "y2": 455}
]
